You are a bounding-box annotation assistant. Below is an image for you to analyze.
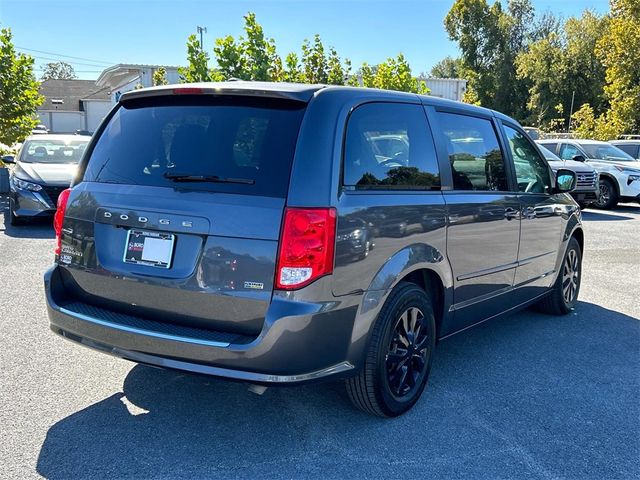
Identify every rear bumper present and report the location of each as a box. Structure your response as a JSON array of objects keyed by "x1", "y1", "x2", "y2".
[{"x1": 45, "y1": 265, "x2": 358, "y2": 384}]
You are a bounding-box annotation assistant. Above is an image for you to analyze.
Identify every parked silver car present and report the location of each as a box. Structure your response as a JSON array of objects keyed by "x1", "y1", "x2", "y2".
[
  {"x1": 6, "y1": 134, "x2": 90, "y2": 225},
  {"x1": 537, "y1": 143, "x2": 599, "y2": 208},
  {"x1": 538, "y1": 139, "x2": 640, "y2": 209}
]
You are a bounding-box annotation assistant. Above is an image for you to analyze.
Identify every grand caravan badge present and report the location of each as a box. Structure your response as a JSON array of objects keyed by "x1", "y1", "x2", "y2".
[{"x1": 244, "y1": 281, "x2": 264, "y2": 290}]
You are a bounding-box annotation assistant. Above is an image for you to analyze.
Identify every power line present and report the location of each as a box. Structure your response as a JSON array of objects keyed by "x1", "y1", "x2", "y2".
[
  {"x1": 19, "y1": 52, "x2": 110, "y2": 68},
  {"x1": 15, "y1": 46, "x2": 115, "y2": 65}
]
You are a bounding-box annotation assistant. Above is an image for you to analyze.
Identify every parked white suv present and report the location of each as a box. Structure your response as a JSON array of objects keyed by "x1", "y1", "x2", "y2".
[{"x1": 538, "y1": 139, "x2": 640, "y2": 209}]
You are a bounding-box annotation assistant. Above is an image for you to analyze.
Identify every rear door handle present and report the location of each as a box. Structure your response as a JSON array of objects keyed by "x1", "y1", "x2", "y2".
[{"x1": 504, "y1": 207, "x2": 519, "y2": 220}]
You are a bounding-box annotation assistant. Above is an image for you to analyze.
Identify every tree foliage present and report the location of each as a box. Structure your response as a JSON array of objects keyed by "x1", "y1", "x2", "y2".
[
  {"x1": 444, "y1": 0, "x2": 640, "y2": 136},
  {"x1": 0, "y1": 28, "x2": 43, "y2": 146},
  {"x1": 152, "y1": 66, "x2": 168, "y2": 86},
  {"x1": 537, "y1": 0, "x2": 639, "y2": 139},
  {"x1": 516, "y1": 11, "x2": 607, "y2": 128},
  {"x1": 445, "y1": 0, "x2": 533, "y2": 118},
  {"x1": 361, "y1": 55, "x2": 428, "y2": 93},
  {"x1": 178, "y1": 34, "x2": 212, "y2": 83},
  {"x1": 595, "y1": 0, "x2": 640, "y2": 135},
  {"x1": 428, "y1": 56, "x2": 463, "y2": 78},
  {"x1": 41, "y1": 61, "x2": 77, "y2": 80},
  {"x1": 181, "y1": 12, "x2": 424, "y2": 94}
]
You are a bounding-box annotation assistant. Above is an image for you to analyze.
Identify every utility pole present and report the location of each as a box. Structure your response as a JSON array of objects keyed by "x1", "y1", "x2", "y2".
[
  {"x1": 567, "y1": 90, "x2": 576, "y2": 133},
  {"x1": 196, "y1": 26, "x2": 207, "y2": 51}
]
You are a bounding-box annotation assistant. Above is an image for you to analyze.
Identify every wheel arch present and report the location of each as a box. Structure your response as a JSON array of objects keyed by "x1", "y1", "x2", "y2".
[
  {"x1": 572, "y1": 226, "x2": 584, "y2": 254},
  {"x1": 397, "y1": 269, "x2": 446, "y2": 339},
  {"x1": 359, "y1": 243, "x2": 453, "y2": 340},
  {"x1": 599, "y1": 173, "x2": 620, "y2": 196}
]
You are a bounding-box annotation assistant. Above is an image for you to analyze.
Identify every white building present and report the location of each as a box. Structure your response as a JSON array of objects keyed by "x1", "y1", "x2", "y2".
[
  {"x1": 95, "y1": 64, "x2": 181, "y2": 104},
  {"x1": 37, "y1": 79, "x2": 111, "y2": 133},
  {"x1": 422, "y1": 78, "x2": 467, "y2": 102}
]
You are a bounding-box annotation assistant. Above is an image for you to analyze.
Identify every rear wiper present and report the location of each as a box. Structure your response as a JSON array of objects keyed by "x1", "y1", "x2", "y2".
[{"x1": 163, "y1": 172, "x2": 255, "y2": 185}]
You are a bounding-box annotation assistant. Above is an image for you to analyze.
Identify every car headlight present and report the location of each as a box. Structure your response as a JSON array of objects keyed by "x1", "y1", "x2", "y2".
[
  {"x1": 10, "y1": 176, "x2": 43, "y2": 191},
  {"x1": 350, "y1": 229, "x2": 363, "y2": 239},
  {"x1": 614, "y1": 165, "x2": 640, "y2": 174},
  {"x1": 628, "y1": 174, "x2": 640, "y2": 183}
]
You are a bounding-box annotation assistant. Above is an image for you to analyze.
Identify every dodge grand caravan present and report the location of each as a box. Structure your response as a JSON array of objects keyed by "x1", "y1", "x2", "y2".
[{"x1": 45, "y1": 82, "x2": 582, "y2": 417}]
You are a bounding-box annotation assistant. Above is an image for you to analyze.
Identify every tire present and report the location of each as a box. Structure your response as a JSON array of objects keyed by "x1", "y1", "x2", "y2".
[
  {"x1": 345, "y1": 282, "x2": 436, "y2": 417},
  {"x1": 594, "y1": 178, "x2": 618, "y2": 209},
  {"x1": 537, "y1": 237, "x2": 582, "y2": 315}
]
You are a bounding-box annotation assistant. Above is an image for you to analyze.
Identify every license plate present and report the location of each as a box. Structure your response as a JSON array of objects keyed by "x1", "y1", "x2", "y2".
[{"x1": 123, "y1": 229, "x2": 175, "y2": 269}]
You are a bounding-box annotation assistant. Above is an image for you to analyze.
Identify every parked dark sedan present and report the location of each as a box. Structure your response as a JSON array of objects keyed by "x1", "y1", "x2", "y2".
[{"x1": 7, "y1": 134, "x2": 90, "y2": 225}]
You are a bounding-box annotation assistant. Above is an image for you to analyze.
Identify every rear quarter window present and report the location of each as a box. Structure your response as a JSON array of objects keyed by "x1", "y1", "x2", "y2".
[
  {"x1": 342, "y1": 103, "x2": 440, "y2": 190},
  {"x1": 83, "y1": 96, "x2": 306, "y2": 197}
]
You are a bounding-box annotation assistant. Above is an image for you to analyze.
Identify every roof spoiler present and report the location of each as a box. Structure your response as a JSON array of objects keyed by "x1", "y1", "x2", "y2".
[{"x1": 120, "y1": 82, "x2": 324, "y2": 104}]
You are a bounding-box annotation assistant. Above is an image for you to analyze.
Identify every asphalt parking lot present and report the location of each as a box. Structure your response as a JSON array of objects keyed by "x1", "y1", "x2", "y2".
[{"x1": 0, "y1": 195, "x2": 638, "y2": 479}]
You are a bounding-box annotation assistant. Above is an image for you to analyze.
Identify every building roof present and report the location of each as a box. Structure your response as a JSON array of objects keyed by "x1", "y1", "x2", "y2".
[
  {"x1": 96, "y1": 63, "x2": 180, "y2": 90},
  {"x1": 38, "y1": 79, "x2": 110, "y2": 111}
]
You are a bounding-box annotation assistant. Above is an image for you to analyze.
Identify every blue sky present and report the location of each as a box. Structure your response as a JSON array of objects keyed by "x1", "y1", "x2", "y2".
[{"x1": 1, "y1": 0, "x2": 610, "y2": 80}]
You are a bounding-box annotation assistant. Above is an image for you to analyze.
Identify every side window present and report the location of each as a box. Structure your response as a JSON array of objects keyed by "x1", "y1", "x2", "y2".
[
  {"x1": 616, "y1": 144, "x2": 639, "y2": 158},
  {"x1": 343, "y1": 103, "x2": 440, "y2": 189},
  {"x1": 503, "y1": 125, "x2": 552, "y2": 194},
  {"x1": 541, "y1": 142, "x2": 559, "y2": 154},
  {"x1": 436, "y1": 112, "x2": 508, "y2": 191},
  {"x1": 559, "y1": 143, "x2": 580, "y2": 160}
]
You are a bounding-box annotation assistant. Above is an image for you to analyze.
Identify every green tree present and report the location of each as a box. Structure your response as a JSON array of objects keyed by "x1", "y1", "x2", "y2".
[
  {"x1": 327, "y1": 47, "x2": 350, "y2": 85},
  {"x1": 445, "y1": 0, "x2": 533, "y2": 118},
  {"x1": 570, "y1": 103, "x2": 622, "y2": 140},
  {"x1": 214, "y1": 35, "x2": 246, "y2": 79},
  {"x1": 179, "y1": 34, "x2": 211, "y2": 83},
  {"x1": 212, "y1": 13, "x2": 283, "y2": 81},
  {"x1": 360, "y1": 54, "x2": 428, "y2": 94},
  {"x1": 517, "y1": 10, "x2": 609, "y2": 130},
  {"x1": 429, "y1": 56, "x2": 463, "y2": 78},
  {"x1": 41, "y1": 61, "x2": 77, "y2": 80},
  {"x1": 283, "y1": 52, "x2": 304, "y2": 82},
  {"x1": 301, "y1": 35, "x2": 329, "y2": 83},
  {"x1": 152, "y1": 66, "x2": 168, "y2": 86},
  {"x1": 515, "y1": 32, "x2": 565, "y2": 126},
  {"x1": 243, "y1": 12, "x2": 276, "y2": 81},
  {"x1": 0, "y1": 28, "x2": 43, "y2": 146},
  {"x1": 596, "y1": 0, "x2": 640, "y2": 134},
  {"x1": 189, "y1": 12, "x2": 432, "y2": 94}
]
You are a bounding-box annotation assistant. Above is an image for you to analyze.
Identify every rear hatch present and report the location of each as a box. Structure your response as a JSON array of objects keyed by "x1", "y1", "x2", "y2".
[{"x1": 56, "y1": 92, "x2": 307, "y2": 336}]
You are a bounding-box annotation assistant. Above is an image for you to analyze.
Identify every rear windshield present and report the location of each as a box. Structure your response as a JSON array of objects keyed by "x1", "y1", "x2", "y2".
[{"x1": 83, "y1": 96, "x2": 306, "y2": 197}]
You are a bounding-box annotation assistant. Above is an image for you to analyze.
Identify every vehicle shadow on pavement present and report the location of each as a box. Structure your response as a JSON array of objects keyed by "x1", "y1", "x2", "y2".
[
  {"x1": 580, "y1": 210, "x2": 635, "y2": 221},
  {"x1": 36, "y1": 302, "x2": 639, "y2": 479},
  {"x1": 1, "y1": 211, "x2": 55, "y2": 239}
]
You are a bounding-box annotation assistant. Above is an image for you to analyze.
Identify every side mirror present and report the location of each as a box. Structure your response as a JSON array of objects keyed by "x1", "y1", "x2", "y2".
[
  {"x1": 555, "y1": 168, "x2": 576, "y2": 193},
  {"x1": 572, "y1": 155, "x2": 586, "y2": 162},
  {"x1": 1, "y1": 155, "x2": 15, "y2": 164}
]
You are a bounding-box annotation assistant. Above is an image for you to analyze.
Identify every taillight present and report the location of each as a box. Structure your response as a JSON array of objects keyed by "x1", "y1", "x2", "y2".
[
  {"x1": 53, "y1": 188, "x2": 72, "y2": 255},
  {"x1": 173, "y1": 87, "x2": 204, "y2": 95},
  {"x1": 276, "y1": 207, "x2": 337, "y2": 290}
]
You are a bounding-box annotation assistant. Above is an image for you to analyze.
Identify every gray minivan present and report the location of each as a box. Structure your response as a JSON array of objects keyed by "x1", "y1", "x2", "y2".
[{"x1": 45, "y1": 82, "x2": 582, "y2": 417}]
